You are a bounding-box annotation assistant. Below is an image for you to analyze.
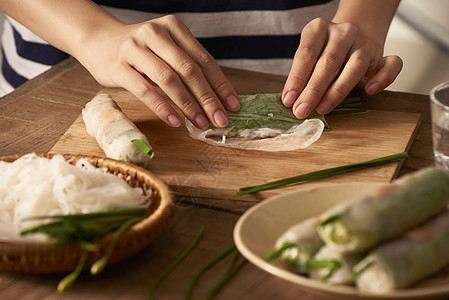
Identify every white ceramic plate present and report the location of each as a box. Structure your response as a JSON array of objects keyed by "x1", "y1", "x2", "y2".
[{"x1": 234, "y1": 182, "x2": 449, "y2": 300}]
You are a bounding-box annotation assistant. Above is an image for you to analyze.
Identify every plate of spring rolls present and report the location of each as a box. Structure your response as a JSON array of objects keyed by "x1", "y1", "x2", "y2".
[{"x1": 234, "y1": 167, "x2": 449, "y2": 299}]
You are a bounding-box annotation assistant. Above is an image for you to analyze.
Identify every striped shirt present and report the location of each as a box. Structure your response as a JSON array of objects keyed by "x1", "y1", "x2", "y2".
[{"x1": 0, "y1": 0, "x2": 336, "y2": 96}]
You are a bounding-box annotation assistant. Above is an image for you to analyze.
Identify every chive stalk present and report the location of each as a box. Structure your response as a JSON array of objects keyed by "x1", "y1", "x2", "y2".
[
  {"x1": 265, "y1": 242, "x2": 296, "y2": 262},
  {"x1": 211, "y1": 152, "x2": 408, "y2": 207},
  {"x1": 132, "y1": 139, "x2": 155, "y2": 159},
  {"x1": 57, "y1": 250, "x2": 88, "y2": 292},
  {"x1": 201, "y1": 258, "x2": 248, "y2": 300},
  {"x1": 184, "y1": 245, "x2": 236, "y2": 300},
  {"x1": 90, "y1": 216, "x2": 145, "y2": 275},
  {"x1": 147, "y1": 225, "x2": 206, "y2": 300}
]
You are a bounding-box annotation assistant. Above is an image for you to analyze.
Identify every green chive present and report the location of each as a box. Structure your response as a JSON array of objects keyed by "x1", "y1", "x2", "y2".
[
  {"x1": 326, "y1": 108, "x2": 367, "y2": 116},
  {"x1": 132, "y1": 139, "x2": 155, "y2": 159},
  {"x1": 265, "y1": 242, "x2": 296, "y2": 262},
  {"x1": 57, "y1": 250, "x2": 88, "y2": 292},
  {"x1": 306, "y1": 258, "x2": 341, "y2": 281},
  {"x1": 147, "y1": 225, "x2": 206, "y2": 300},
  {"x1": 211, "y1": 152, "x2": 407, "y2": 207},
  {"x1": 224, "y1": 249, "x2": 240, "y2": 275},
  {"x1": 90, "y1": 216, "x2": 145, "y2": 275},
  {"x1": 184, "y1": 245, "x2": 236, "y2": 300},
  {"x1": 201, "y1": 258, "x2": 248, "y2": 300}
]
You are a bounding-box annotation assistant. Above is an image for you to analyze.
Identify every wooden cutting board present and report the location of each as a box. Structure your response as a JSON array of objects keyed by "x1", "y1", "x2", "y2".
[{"x1": 50, "y1": 78, "x2": 420, "y2": 204}]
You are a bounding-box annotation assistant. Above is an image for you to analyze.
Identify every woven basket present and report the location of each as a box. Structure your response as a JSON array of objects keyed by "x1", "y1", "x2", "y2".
[{"x1": 0, "y1": 153, "x2": 177, "y2": 274}]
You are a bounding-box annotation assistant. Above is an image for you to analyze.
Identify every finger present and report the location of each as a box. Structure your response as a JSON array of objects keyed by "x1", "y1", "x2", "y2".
[
  {"x1": 364, "y1": 55, "x2": 403, "y2": 95},
  {"x1": 292, "y1": 23, "x2": 357, "y2": 119},
  {"x1": 125, "y1": 38, "x2": 210, "y2": 129},
  {"x1": 282, "y1": 18, "x2": 329, "y2": 108},
  {"x1": 316, "y1": 48, "x2": 371, "y2": 114},
  {"x1": 117, "y1": 64, "x2": 183, "y2": 128},
  {"x1": 165, "y1": 16, "x2": 240, "y2": 111},
  {"x1": 148, "y1": 16, "x2": 230, "y2": 127}
]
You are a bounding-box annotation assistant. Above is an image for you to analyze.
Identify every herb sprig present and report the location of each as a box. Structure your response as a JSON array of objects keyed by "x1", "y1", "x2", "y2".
[
  {"x1": 20, "y1": 208, "x2": 147, "y2": 291},
  {"x1": 211, "y1": 152, "x2": 408, "y2": 206}
]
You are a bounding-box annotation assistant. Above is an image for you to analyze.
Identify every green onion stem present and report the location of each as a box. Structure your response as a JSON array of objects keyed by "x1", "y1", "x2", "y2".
[
  {"x1": 201, "y1": 258, "x2": 248, "y2": 300},
  {"x1": 210, "y1": 152, "x2": 408, "y2": 207},
  {"x1": 306, "y1": 258, "x2": 342, "y2": 281},
  {"x1": 184, "y1": 245, "x2": 236, "y2": 300},
  {"x1": 57, "y1": 250, "x2": 88, "y2": 292},
  {"x1": 90, "y1": 216, "x2": 144, "y2": 275},
  {"x1": 132, "y1": 139, "x2": 155, "y2": 159},
  {"x1": 225, "y1": 249, "x2": 239, "y2": 275},
  {"x1": 147, "y1": 225, "x2": 206, "y2": 300},
  {"x1": 265, "y1": 242, "x2": 296, "y2": 262},
  {"x1": 326, "y1": 108, "x2": 367, "y2": 116}
]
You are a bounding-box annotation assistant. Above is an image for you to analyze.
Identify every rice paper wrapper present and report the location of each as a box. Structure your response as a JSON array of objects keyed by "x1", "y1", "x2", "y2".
[{"x1": 185, "y1": 93, "x2": 325, "y2": 152}]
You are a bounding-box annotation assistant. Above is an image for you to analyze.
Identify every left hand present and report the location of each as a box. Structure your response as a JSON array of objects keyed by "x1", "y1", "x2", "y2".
[{"x1": 282, "y1": 18, "x2": 403, "y2": 119}]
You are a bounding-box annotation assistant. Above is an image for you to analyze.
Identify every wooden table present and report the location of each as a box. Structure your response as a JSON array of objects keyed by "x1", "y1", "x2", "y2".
[{"x1": 0, "y1": 58, "x2": 434, "y2": 300}]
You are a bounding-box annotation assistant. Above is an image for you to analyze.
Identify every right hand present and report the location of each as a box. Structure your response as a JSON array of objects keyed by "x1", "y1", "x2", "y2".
[{"x1": 78, "y1": 15, "x2": 240, "y2": 128}]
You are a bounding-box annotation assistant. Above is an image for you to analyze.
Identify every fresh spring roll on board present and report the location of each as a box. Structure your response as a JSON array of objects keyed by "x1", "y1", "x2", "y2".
[
  {"x1": 308, "y1": 245, "x2": 363, "y2": 285},
  {"x1": 354, "y1": 210, "x2": 449, "y2": 294},
  {"x1": 316, "y1": 167, "x2": 449, "y2": 253},
  {"x1": 82, "y1": 94, "x2": 154, "y2": 167},
  {"x1": 273, "y1": 217, "x2": 324, "y2": 274}
]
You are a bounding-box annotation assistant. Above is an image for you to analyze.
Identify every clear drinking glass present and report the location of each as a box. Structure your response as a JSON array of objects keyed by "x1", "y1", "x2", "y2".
[{"x1": 431, "y1": 81, "x2": 449, "y2": 170}]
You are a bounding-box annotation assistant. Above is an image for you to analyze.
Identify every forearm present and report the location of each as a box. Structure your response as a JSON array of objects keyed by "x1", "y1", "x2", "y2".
[
  {"x1": 0, "y1": 0, "x2": 123, "y2": 57},
  {"x1": 332, "y1": 0, "x2": 400, "y2": 47}
]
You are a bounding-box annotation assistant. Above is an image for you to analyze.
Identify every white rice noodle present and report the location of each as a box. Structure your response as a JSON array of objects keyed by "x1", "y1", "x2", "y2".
[{"x1": 0, "y1": 153, "x2": 151, "y2": 242}]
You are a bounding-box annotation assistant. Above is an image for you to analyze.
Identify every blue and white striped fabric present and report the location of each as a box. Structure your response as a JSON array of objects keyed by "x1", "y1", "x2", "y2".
[{"x1": 0, "y1": 0, "x2": 336, "y2": 96}]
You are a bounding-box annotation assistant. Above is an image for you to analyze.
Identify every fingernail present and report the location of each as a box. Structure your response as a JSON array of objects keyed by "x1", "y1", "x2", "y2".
[
  {"x1": 316, "y1": 100, "x2": 332, "y2": 115},
  {"x1": 225, "y1": 95, "x2": 240, "y2": 111},
  {"x1": 282, "y1": 91, "x2": 298, "y2": 107},
  {"x1": 195, "y1": 114, "x2": 209, "y2": 129},
  {"x1": 168, "y1": 114, "x2": 181, "y2": 127},
  {"x1": 213, "y1": 110, "x2": 228, "y2": 127},
  {"x1": 294, "y1": 102, "x2": 311, "y2": 119},
  {"x1": 366, "y1": 82, "x2": 380, "y2": 94}
]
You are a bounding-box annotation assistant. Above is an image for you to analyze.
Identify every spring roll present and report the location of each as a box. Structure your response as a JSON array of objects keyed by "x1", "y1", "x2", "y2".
[
  {"x1": 308, "y1": 245, "x2": 363, "y2": 285},
  {"x1": 316, "y1": 167, "x2": 449, "y2": 253},
  {"x1": 354, "y1": 210, "x2": 449, "y2": 294},
  {"x1": 274, "y1": 217, "x2": 324, "y2": 274},
  {"x1": 82, "y1": 94, "x2": 153, "y2": 166}
]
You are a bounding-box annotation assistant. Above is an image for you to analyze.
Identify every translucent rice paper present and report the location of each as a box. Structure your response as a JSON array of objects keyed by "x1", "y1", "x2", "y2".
[
  {"x1": 82, "y1": 94, "x2": 153, "y2": 167},
  {"x1": 185, "y1": 93, "x2": 325, "y2": 152}
]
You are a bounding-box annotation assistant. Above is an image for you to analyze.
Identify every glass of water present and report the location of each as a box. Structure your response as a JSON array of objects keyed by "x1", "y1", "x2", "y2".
[{"x1": 431, "y1": 81, "x2": 449, "y2": 170}]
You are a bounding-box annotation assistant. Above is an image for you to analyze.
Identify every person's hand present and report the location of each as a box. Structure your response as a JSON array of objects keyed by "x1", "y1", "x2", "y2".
[
  {"x1": 282, "y1": 17, "x2": 403, "y2": 119},
  {"x1": 78, "y1": 15, "x2": 240, "y2": 128}
]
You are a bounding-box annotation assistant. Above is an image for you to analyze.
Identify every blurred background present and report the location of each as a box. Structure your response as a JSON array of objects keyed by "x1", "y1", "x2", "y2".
[{"x1": 0, "y1": 0, "x2": 448, "y2": 96}]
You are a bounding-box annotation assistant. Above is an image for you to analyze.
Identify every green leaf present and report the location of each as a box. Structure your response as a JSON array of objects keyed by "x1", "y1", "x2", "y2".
[
  {"x1": 223, "y1": 93, "x2": 330, "y2": 132},
  {"x1": 132, "y1": 139, "x2": 155, "y2": 159}
]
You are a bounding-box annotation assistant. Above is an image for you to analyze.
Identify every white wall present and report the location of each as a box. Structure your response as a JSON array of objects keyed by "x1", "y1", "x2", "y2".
[{"x1": 384, "y1": 0, "x2": 449, "y2": 95}]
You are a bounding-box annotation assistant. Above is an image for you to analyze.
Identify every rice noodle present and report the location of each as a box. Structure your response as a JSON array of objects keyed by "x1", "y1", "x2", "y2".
[{"x1": 0, "y1": 153, "x2": 151, "y2": 242}]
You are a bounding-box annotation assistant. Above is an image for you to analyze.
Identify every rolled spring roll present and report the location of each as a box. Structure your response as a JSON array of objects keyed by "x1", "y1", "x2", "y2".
[
  {"x1": 82, "y1": 94, "x2": 153, "y2": 166},
  {"x1": 316, "y1": 167, "x2": 449, "y2": 253},
  {"x1": 354, "y1": 210, "x2": 449, "y2": 294},
  {"x1": 273, "y1": 217, "x2": 324, "y2": 274},
  {"x1": 308, "y1": 246, "x2": 363, "y2": 285}
]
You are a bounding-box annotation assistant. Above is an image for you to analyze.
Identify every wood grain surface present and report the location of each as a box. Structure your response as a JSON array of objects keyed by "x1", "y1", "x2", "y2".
[
  {"x1": 0, "y1": 58, "x2": 434, "y2": 300},
  {"x1": 50, "y1": 88, "x2": 420, "y2": 206}
]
